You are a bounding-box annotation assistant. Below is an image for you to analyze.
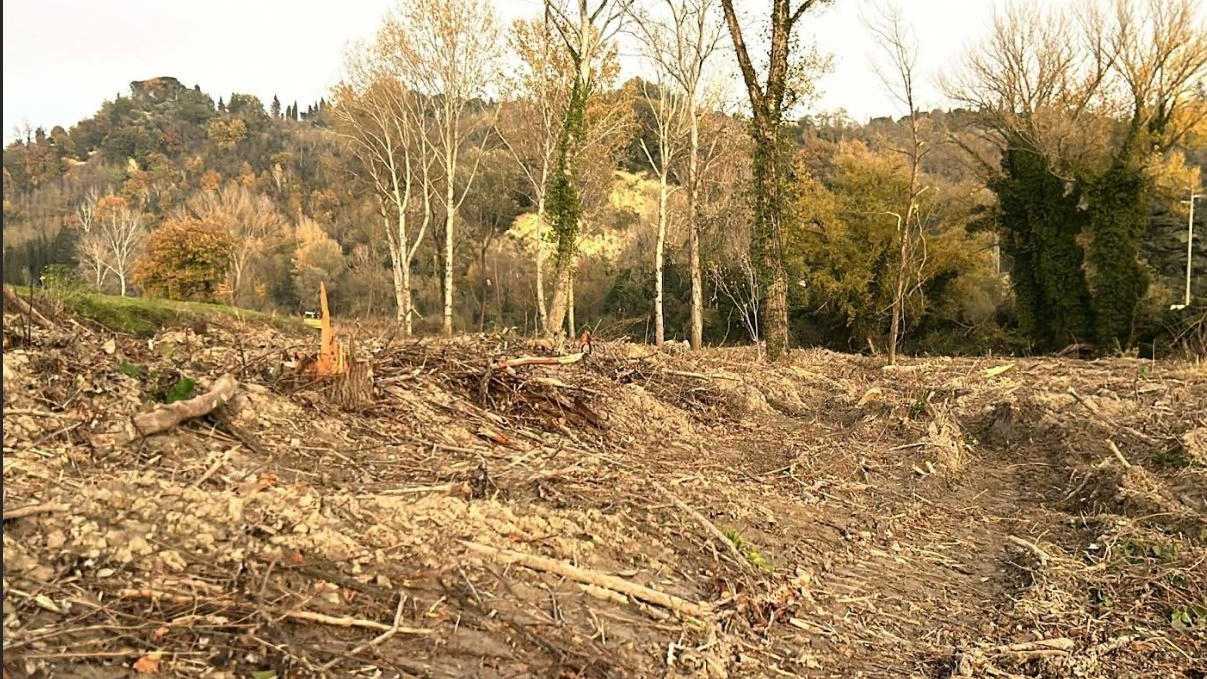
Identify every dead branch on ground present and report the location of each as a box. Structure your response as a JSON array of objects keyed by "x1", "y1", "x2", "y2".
[
  {"x1": 3, "y1": 502, "x2": 70, "y2": 521},
  {"x1": 117, "y1": 374, "x2": 238, "y2": 444},
  {"x1": 654, "y1": 482, "x2": 752, "y2": 572},
  {"x1": 462, "y1": 541, "x2": 712, "y2": 619},
  {"x1": 3, "y1": 286, "x2": 54, "y2": 329}
]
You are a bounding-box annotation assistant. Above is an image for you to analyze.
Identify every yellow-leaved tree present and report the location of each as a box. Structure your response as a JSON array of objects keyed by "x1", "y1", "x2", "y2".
[{"x1": 133, "y1": 218, "x2": 234, "y2": 302}]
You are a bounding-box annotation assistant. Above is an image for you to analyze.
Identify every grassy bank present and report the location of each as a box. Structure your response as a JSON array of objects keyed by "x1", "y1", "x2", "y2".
[{"x1": 8, "y1": 286, "x2": 302, "y2": 336}]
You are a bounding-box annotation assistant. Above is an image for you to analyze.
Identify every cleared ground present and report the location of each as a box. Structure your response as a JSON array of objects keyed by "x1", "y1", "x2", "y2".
[{"x1": 3, "y1": 303, "x2": 1205, "y2": 678}]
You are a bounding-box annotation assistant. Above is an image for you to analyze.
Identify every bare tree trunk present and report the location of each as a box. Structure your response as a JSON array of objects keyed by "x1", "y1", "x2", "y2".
[
  {"x1": 119, "y1": 274, "x2": 128, "y2": 297},
  {"x1": 443, "y1": 173, "x2": 455, "y2": 337},
  {"x1": 654, "y1": 173, "x2": 668, "y2": 345},
  {"x1": 402, "y1": 253, "x2": 414, "y2": 336},
  {"x1": 547, "y1": 264, "x2": 572, "y2": 345},
  {"x1": 888, "y1": 214, "x2": 910, "y2": 365},
  {"x1": 384, "y1": 212, "x2": 407, "y2": 325},
  {"x1": 494, "y1": 255, "x2": 503, "y2": 327},
  {"x1": 534, "y1": 193, "x2": 549, "y2": 332},
  {"x1": 568, "y1": 273, "x2": 576, "y2": 338},
  {"x1": 687, "y1": 105, "x2": 703, "y2": 350},
  {"x1": 478, "y1": 239, "x2": 491, "y2": 332}
]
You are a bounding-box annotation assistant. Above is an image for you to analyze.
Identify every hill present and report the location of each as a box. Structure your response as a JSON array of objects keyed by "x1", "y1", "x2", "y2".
[{"x1": 2, "y1": 75, "x2": 1203, "y2": 355}]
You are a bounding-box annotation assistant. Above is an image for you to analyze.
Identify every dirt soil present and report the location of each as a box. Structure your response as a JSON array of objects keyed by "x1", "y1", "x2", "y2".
[{"x1": 3, "y1": 309, "x2": 1206, "y2": 678}]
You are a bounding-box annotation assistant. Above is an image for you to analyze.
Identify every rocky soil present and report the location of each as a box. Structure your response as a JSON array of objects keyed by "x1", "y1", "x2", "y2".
[{"x1": 3, "y1": 306, "x2": 1206, "y2": 678}]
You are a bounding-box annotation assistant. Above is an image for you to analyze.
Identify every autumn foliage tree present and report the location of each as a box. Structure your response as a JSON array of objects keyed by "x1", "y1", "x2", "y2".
[{"x1": 133, "y1": 217, "x2": 234, "y2": 302}]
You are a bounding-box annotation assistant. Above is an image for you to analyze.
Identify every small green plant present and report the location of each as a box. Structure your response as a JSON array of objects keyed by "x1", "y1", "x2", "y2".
[
  {"x1": 1149, "y1": 542, "x2": 1181, "y2": 562},
  {"x1": 1117, "y1": 539, "x2": 1181, "y2": 564},
  {"x1": 908, "y1": 399, "x2": 927, "y2": 419},
  {"x1": 41, "y1": 265, "x2": 82, "y2": 293},
  {"x1": 117, "y1": 362, "x2": 143, "y2": 378},
  {"x1": 161, "y1": 376, "x2": 196, "y2": 403},
  {"x1": 1170, "y1": 604, "x2": 1206, "y2": 630},
  {"x1": 1089, "y1": 587, "x2": 1113, "y2": 609},
  {"x1": 724, "y1": 528, "x2": 773, "y2": 572}
]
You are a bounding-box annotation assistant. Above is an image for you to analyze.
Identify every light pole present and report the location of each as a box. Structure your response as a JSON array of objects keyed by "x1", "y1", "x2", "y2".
[{"x1": 1171, "y1": 190, "x2": 1201, "y2": 311}]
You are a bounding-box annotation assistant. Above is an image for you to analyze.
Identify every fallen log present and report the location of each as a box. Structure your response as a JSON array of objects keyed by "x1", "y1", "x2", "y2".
[
  {"x1": 462, "y1": 541, "x2": 711, "y2": 619},
  {"x1": 3, "y1": 286, "x2": 53, "y2": 329},
  {"x1": 119, "y1": 374, "x2": 238, "y2": 444}
]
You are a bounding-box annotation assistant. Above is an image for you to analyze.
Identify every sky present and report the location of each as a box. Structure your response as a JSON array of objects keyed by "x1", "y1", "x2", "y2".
[{"x1": 2, "y1": 0, "x2": 1003, "y2": 144}]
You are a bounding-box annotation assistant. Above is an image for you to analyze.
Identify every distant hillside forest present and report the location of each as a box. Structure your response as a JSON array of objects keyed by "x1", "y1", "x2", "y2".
[{"x1": 4, "y1": 0, "x2": 1205, "y2": 356}]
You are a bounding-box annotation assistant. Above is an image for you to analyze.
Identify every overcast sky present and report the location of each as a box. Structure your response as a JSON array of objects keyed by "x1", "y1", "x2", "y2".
[{"x1": 2, "y1": 0, "x2": 1005, "y2": 144}]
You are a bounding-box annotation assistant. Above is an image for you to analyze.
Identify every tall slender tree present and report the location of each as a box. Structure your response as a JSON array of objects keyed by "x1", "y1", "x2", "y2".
[
  {"x1": 333, "y1": 33, "x2": 437, "y2": 336},
  {"x1": 542, "y1": 0, "x2": 635, "y2": 344},
  {"x1": 866, "y1": 2, "x2": 927, "y2": 364},
  {"x1": 499, "y1": 17, "x2": 571, "y2": 333},
  {"x1": 392, "y1": 0, "x2": 503, "y2": 337},
  {"x1": 719, "y1": 0, "x2": 834, "y2": 360},
  {"x1": 635, "y1": 0, "x2": 728, "y2": 350}
]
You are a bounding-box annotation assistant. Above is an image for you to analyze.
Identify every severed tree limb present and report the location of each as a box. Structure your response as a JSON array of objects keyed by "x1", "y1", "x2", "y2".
[
  {"x1": 3, "y1": 502, "x2": 70, "y2": 521},
  {"x1": 493, "y1": 352, "x2": 585, "y2": 370},
  {"x1": 3, "y1": 286, "x2": 54, "y2": 329},
  {"x1": 462, "y1": 541, "x2": 711, "y2": 619},
  {"x1": 654, "y1": 482, "x2": 752, "y2": 572},
  {"x1": 281, "y1": 609, "x2": 430, "y2": 634},
  {"x1": 992, "y1": 638, "x2": 1075, "y2": 659},
  {"x1": 665, "y1": 370, "x2": 741, "y2": 382},
  {"x1": 118, "y1": 374, "x2": 238, "y2": 444}
]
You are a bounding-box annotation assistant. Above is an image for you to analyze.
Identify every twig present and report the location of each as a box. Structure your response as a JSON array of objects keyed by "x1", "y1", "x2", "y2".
[
  {"x1": 317, "y1": 594, "x2": 409, "y2": 672},
  {"x1": 375, "y1": 484, "x2": 457, "y2": 496},
  {"x1": 993, "y1": 638, "x2": 1075, "y2": 656},
  {"x1": 3, "y1": 502, "x2": 69, "y2": 521},
  {"x1": 113, "y1": 589, "x2": 432, "y2": 634},
  {"x1": 3, "y1": 408, "x2": 80, "y2": 420},
  {"x1": 1083, "y1": 634, "x2": 1138, "y2": 657},
  {"x1": 665, "y1": 370, "x2": 741, "y2": 382},
  {"x1": 1067, "y1": 388, "x2": 1161, "y2": 445},
  {"x1": 278, "y1": 609, "x2": 430, "y2": 634},
  {"x1": 1006, "y1": 535, "x2": 1050, "y2": 566},
  {"x1": 654, "y1": 482, "x2": 751, "y2": 572},
  {"x1": 190, "y1": 449, "x2": 232, "y2": 489},
  {"x1": 462, "y1": 541, "x2": 711, "y2": 619},
  {"x1": 1106, "y1": 440, "x2": 1131, "y2": 468}
]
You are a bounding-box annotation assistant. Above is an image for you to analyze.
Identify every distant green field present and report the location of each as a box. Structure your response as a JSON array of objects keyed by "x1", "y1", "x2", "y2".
[{"x1": 9, "y1": 287, "x2": 303, "y2": 336}]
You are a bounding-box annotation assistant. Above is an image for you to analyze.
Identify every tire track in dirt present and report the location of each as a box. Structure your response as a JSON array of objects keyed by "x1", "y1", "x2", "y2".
[{"x1": 707, "y1": 402, "x2": 1053, "y2": 676}]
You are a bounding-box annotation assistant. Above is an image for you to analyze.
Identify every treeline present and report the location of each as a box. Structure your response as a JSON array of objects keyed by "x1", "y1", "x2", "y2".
[{"x1": 3, "y1": 0, "x2": 1204, "y2": 357}]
